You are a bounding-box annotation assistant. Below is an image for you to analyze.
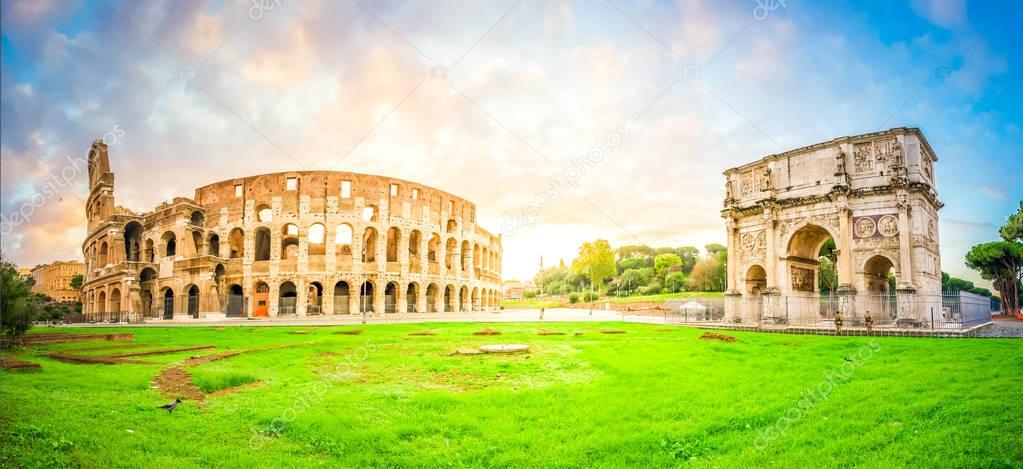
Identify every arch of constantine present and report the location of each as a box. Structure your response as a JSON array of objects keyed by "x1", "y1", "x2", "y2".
[
  {"x1": 80, "y1": 140, "x2": 503, "y2": 321},
  {"x1": 722, "y1": 128, "x2": 943, "y2": 325}
]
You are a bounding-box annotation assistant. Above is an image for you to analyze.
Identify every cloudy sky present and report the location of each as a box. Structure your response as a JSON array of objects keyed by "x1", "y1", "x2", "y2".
[{"x1": 1, "y1": 0, "x2": 1020, "y2": 284}]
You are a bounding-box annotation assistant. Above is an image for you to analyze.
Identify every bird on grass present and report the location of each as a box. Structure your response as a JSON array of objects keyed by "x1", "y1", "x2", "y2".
[{"x1": 157, "y1": 398, "x2": 182, "y2": 413}]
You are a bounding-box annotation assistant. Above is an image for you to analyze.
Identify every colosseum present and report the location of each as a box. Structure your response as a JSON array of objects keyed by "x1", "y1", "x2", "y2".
[{"x1": 80, "y1": 140, "x2": 503, "y2": 321}]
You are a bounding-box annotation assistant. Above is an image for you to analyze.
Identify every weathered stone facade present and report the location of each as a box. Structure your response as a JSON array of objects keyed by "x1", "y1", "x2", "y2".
[
  {"x1": 81, "y1": 141, "x2": 502, "y2": 321},
  {"x1": 722, "y1": 128, "x2": 943, "y2": 323},
  {"x1": 31, "y1": 260, "x2": 84, "y2": 303}
]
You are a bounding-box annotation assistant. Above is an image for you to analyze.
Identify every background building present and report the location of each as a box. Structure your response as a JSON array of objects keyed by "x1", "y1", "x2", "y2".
[
  {"x1": 30, "y1": 261, "x2": 83, "y2": 303},
  {"x1": 81, "y1": 141, "x2": 502, "y2": 321}
]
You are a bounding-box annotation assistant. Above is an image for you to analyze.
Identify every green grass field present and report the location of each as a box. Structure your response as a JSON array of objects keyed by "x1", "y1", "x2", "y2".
[{"x1": 1, "y1": 323, "x2": 1021, "y2": 468}]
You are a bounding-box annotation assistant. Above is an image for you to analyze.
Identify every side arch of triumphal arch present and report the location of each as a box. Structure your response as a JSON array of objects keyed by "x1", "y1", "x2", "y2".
[{"x1": 722, "y1": 128, "x2": 943, "y2": 325}]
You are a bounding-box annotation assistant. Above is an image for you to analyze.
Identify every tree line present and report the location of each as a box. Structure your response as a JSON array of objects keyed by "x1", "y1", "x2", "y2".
[
  {"x1": 966, "y1": 202, "x2": 1023, "y2": 316},
  {"x1": 531, "y1": 240, "x2": 727, "y2": 298},
  {"x1": 0, "y1": 250, "x2": 84, "y2": 339}
]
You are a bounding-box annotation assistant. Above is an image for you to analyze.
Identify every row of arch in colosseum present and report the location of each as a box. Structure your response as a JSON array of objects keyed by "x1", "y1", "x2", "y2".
[
  {"x1": 82, "y1": 274, "x2": 500, "y2": 320},
  {"x1": 89, "y1": 217, "x2": 500, "y2": 279}
]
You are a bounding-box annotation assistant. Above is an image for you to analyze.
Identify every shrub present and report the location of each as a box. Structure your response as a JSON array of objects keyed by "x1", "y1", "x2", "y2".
[
  {"x1": 568, "y1": 292, "x2": 580, "y2": 304},
  {"x1": 523, "y1": 290, "x2": 537, "y2": 299},
  {"x1": 660, "y1": 288, "x2": 670, "y2": 294},
  {"x1": 583, "y1": 291, "x2": 599, "y2": 302}
]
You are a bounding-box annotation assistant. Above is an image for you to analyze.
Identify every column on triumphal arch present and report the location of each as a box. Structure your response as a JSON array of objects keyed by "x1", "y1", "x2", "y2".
[
  {"x1": 836, "y1": 203, "x2": 855, "y2": 291},
  {"x1": 725, "y1": 218, "x2": 739, "y2": 293},
  {"x1": 896, "y1": 195, "x2": 915, "y2": 290}
]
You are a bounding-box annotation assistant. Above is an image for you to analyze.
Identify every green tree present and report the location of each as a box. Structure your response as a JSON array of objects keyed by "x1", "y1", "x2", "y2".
[
  {"x1": 653, "y1": 253, "x2": 682, "y2": 281},
  {"x1": 0, "y1": 251, "x2": 40, "y2": 339},
  {"x1": 965, "y1": 241, "x2": 1022, "y2": 315},
  {"x1": 818, "y1": 239, "x2": 838, "y2": 293},
  {"x1": 665, "y1": 272, "x2": 687, "y2": 292},
  {"x1": 705, "y1": 243, "x2": 727, "y2": 257},
  {"x1": 619, "y1": 268, "x2": 651, "y2": 293},
  {"x1": 999, "y1": 201, "x2": 1023, "y2": 242},
  {"x1": 70, "y1": 274, "x2": 84, "y2": 290},
  {"x1": 572, "y1": 240, "x2": 616, "y2": 289},
  {"x1": 689, "y1": 257, "x2": 720, "y2": 291},
  {"x1": 676, "y1": 246, "x2": 700, "y2": 274},
  {"x1": 616, "y1": 245, "x2": 654, "y2": 261},
  {"x1": 618, "y1": 257, "x2": 648, "y2": 272}
]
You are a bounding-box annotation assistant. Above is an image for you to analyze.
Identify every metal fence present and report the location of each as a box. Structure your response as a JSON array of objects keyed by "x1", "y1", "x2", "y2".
[{"x1": 663, "y1": 291, "x2": 993, "y2": 331}]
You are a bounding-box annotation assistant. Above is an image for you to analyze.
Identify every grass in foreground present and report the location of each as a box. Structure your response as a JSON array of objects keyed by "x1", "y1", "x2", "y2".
[{"x1": 1, "y1": 323, "x2": 1020, "y2": 468}]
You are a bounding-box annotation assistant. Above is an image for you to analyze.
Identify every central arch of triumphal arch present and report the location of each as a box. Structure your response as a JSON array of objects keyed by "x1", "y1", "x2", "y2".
[{"x1": 722, "y1": 128, "x2": 943, "y2": 326}]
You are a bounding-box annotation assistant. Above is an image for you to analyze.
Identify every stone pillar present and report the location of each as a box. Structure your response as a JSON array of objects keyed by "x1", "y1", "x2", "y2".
[
  {"x1": 897, "y1": 198, "x2": 915, "y2": 290},
  {"x1": 397, "y1": 283, "x2": 408, "y2": 314},
  {"x1": 420, "y1": 234, "x2": 430, "y2": 275},
  {"x1": 763, "y1": 207, "x2": 779, "y2": 292},
  {"x1": 437, "y1": 240, "x2": 447, "y2": 277},
  {"x1": 416, "y1": 289, "x2": 427, "y2": 313},
  {"x1": 349, "y1": 288, "x2": 361, "y2": 316},
  {"x1": 373, "y1": 281, "x2": 385, "y2": 314},
  {"x1": 375, "y1": 227, "x2": 387, "y2": 273},
  {"x1": 296, "y1": 279, "x2": 307, "y2": 316},
  {"x1": 398, "y1": 231, "x2": 409, "y2": 275},
  {"x1": 725, "y1": 218, "x2": 737, "y2": 292},
  {"x1": 322, "y1": 290, "x2": 334, "y2": 316},
  {"x1": 837, "y1": 205, "x2": 854, "y2": 289}
]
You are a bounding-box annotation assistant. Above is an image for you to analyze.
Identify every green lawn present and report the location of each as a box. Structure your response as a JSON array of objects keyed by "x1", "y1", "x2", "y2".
[{"x1": 1, "y1": 323, "x2": 1020, "y2": 468}]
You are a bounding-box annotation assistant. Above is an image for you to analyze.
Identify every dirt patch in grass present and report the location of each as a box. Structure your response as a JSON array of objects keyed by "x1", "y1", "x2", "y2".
[
  {"x1": 408, "y1": 330, "x2": 436, "y2": 336},
  {"x1": 700, "y1": 332, "x2": 737, "y2": 343},
  {"x1": 15, "y1": 332, "x2": 134, "y2": 345},
  {"x1": 151, "y1": 343, "x2": 303, "y2": 404},
  {"x1": 63, "y1": 343, "x2": 154, "y2": 353},
  {"x1": 47, "y1": 345, "x2": 218, "y2": 365},
  {"x1": 537, "y1": 329, "x2": 566, "y2": 336},
  {"x1": 207, "y1": 380, "x2": 263, "y2": 398},
  {"x1": 289, "y1": 330, "x2": 310, "y2": 335},
  {"x1": 473, "y1": 327, "x2": 501, "y2": 336},
  {"x1": 1, "y1": 357, "x2": 41, "y2": 371},
  {"x1": 333, "y1": 330, "x2": 363, "y2": 335},
  {"x1": 599, "y1": 329, "x2": 626, "y2": 334},
  {"x1": 449, "y1": 349, "x2": 485, "y2": 356}
]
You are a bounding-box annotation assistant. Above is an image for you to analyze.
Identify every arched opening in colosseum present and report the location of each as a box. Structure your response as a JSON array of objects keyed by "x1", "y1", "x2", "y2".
[
  {"x1": 785, "y1": 224, "x2": 837, "y2": 294},
  {"x1": 253, "y1": 282, "x2": 269, "y2": 317},
  {"x1": 362, "y1": 205, "x2": 378, "y2": 223},
  {"x1": 227, "y1": 284, "x2": 244, "y2": 317},
  {"x1": 471, "y1": 287, "x2": 479, "y2": 311},
  {"x1": 445, "y1": 238, "x2": 457, "y2": 269},
  {"x1": 279, "y1": 281, "x2": 297, "y2": 315},
  {"x1": 190, "y1": 211, "x2": 205, "y2": 227},
  {"x1": 208, "y1": 233, "x2": 220, "y2": 257},
  {"x1": 214, "y1": 264, "x2": 226, "y2": 289},
  {"x1": 124, "y1": 222, "x2": 142, "y2": 262},
  {"x1": 162, "y1": 288, "x2": 174, "y2": 319},
  {"x1": 308, "y1": 282, "x2": 323, "y2": 314},
  {"x1": 254, "y1": 227, "x2": 271, "y2": 261},
  {"x1": 335, "y1": 224, "x2": 353, "y2": 268},
  {"x1": 308, "y1": 223, "x2": 326, "y2": 256},
  {"x1": 109, "y1": 288, "x2": 121, "y2": 315},
  {"x1": 384, "y1": 282, "x2": 398, "y2": 313},
  {"x1": 139, "y1": 267, "x2": 157, "y2": 314},
  {"x1": 460, "y1": 241, "x2": 470, "y2": 271},
  {"x1": 386, "y1": 227, "x2": 400, "y2": 263},
  {"x1": 187, "y1": 285, "x2": 200, "y2": 318},
  {"x1": 459, "y1": 286, "x2": 469, "y2": 311},
  {"x1": 144, "y1": 239, "x2": 155, "y2": 263},
  {"x1": 257, "y1": 204, "x2": 272, "y2": 222},
  {"x1": 473, "y1": 245, "x2": 481, "y2": 273},
  {"x1": 481, "y1": 247, "x2": 488, "y2": 271},
  {"x1": 407, "y1": 283, "x2": 419, "y2": 313},
  {"x1": 444, "y1": 285, "x2": 455, "y2": 312},
  {"x1": 229, "y1": 228, "x2": 244, "y2": 258},
  {"x1": 281, "y1": 224, "x2": 300, "y2": 260},
  {"x1": 428, "y1": 234, "x2": 440, "y2": 265},
  {"x1": 161, "y1": 231, "x2": 177, "y2": 257},
  {"x1": 363, "y1": 228, "x2": 378, "y2": 263},
  {"x1": 98, "y1": 242, "x2": 109, "y2": 267},
  {"x1": 334, "y1": 281, "x2": 350, "y2": 314},
  {"x1": 359, "y1": 281, "x2": 374, "y2": 312},
  {"x1": 97, "y1": 291, "x2": 107, "y2": 319},
  {"x1": 408, "y1": 230, "x2": 422, "y2": 270},
  {"x1": 746, "y1": 265, "x2": 767, "y2": 295},
  {"x1": 446, "y1": 219, "x2": 457, "y2": 233},
  {"x1": 426, "y1": 284, "x2": 439, "y2": 312},
  {"x1": 191, "y1": 231, "x2": 203, "y2": 257}
]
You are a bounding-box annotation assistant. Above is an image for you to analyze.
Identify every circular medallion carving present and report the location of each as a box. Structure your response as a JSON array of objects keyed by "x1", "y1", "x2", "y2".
[
  {"x1": 741, "y1": 233, "x2": 755, "y2": 251},
  {"x1": 755, "y1": 231, "x2": 766, "y2": 248},
  {"x1": 878, "y1": 215, "x2": 899, "y2": 237},
  {"x1": 854, "y1": 217, "x2": 877, "y2": 238}
]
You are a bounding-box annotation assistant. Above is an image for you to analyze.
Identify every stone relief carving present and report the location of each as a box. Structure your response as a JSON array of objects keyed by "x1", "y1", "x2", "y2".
[
  {"x1": 755, "y1": 231, "x2": 766, "y2": 249},
  {"x1": 760, "y1": 166, "x2": 773, "y2": 192},
  {"x1": 791, "y1": 266, "x2": 815, "y2": 292},
  {"x1": 835, "y1": 147, "x2": 847, "y2": 174},
  {"x1": 778, "y1": 213, "x2": 840, "y2": 238},
  {"x1": 740, "y1": 173, "x2": 753, "y2": 197},
  {"x1": 855, "y1": 236, "x2": 899, "y2": 249},
  {"x1": 877, "y1": 215, "x2": 899, "y2": 237},
  {"x1": 741, "y1": 233, "x2": 756, "y2": 251},
  {"x1": 854, "y1": 217, "x2": 877, "y2": 238},
  {"x1": 854, "y1": 142, "x2": 873, "y2": 173}
]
